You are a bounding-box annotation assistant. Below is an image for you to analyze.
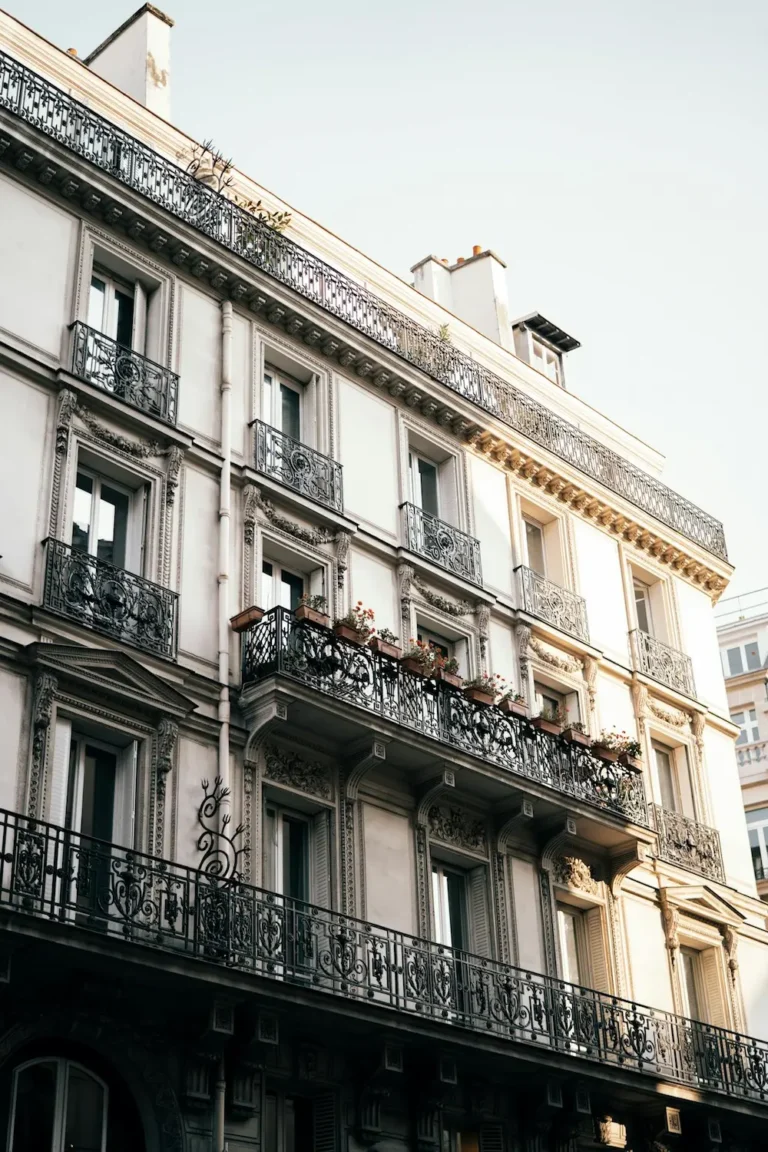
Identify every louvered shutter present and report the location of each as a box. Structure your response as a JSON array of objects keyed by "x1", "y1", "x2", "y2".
[
  {"x1": 113, "y1": 742, "x2": 137, "y2": 849},
  {"x1": 313, "y1": 1092, "x2": 337, "y2": 1152},
  {"x1": 479, "y1": 1123, "x2": 505, "y2": 1152},
  {"x1": 47, "y1": 717, "x2": 72, "y2": 827},
  {"x1": 699, "y1": 947, "x2": 729, "y2": 1028},
  {"x1": 468, "y1": 865, "x2": 492, "y2": 958},
  {"x1": 584, "y1": 906, "x2": 611, "y2": 994},
  {"x1": 312, "y1": 809, "x2": 331, "y2": 910}
]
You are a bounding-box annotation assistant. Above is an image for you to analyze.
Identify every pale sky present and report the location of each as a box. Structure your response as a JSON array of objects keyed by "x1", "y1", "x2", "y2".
[{"x1": 19, "y1": 0, "x2": 768, "y2": 594}]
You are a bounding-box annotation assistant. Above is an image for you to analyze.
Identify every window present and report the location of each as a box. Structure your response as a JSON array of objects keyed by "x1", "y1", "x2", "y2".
[
  {"x1": 725, "y1": 642, "x2": 762, "y2": 677},
  {"x1": 432, "y1": 863, "x2": 467, "y2": 951},
  {"x1": 51, "y1": 722, "x2": 137, "y2": 850},
  {"x1": 634, "y1": 578, "x2": 653, "y2": 635},
  {"x1": 264, "y1": 1091, "x2": 337, "y2": 1152},
  {"x1": 417, "y1": 626, "x2": 452, "y2": 661},
  {"x1": 556, "y1": 903, "x2": 611, "y2": 992},
  {"x1": 263, "y1": 801, "x2": 330, "y2": 908},
  {"x1": 263, "y1": 368, "x2": 302, "y2": 441},
  {"x1": 557, "y1": 906, "x2": 586, "y2": 985},
  {"x1": 88, "y1": 269, "x2": 137, "y2": 349},
  {"x1": 531, "y1": 336, "x2": 562, "y2": 386},
  {"x1": 262, "y1": 560, "x2": 305, "y2": 612},
  {"x1": 523, "y1": 516, "x2": 546, "y2": 576},
  {"x1": 533, "y1": 681, "x2": 580, "y2": 725},
  {"x1": 746, "y1": 807, "x2": 768, "y2": 881},
  {"x1": 679, "y1": 948, "x2": 704, "y2": 1021},
  {"x1": 72, "y1": 466, "x2": 146, "y2": 575},
  {"x1": 409, "y1": 450, "x2": 440, "y2": 518},
  {"x1": 441, "y1": 1130, "x2": 480, "y2": 1152},
  {"x1": 7, "y1": 1058, "x2": 107, "y2": 1152},
  {"x1": 731, "y1": 707, "x2": 760, "y2": 746},
  {"x1": 653, "y1": 742, "x2": 694, "y2": 816}
]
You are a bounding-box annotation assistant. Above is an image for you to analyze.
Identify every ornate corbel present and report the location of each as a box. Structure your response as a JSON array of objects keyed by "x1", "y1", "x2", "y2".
[
  {"x1": 243, "y1": 483, "x2": 260, "y2": 548},
  {"x1": 632, "y1": 681, "x2": 649, "y2": 721},
  {"x1": 397, "y1": 561, "x2": 414, "y2": 642},
  {"x1": 475, "y1": 602, "x2": 491, "y2": 663},
  {"x1": 514, "y1": 621, "x2": 532, "y2": 691},
  {"x1": 659, "y1": 887, "x2": 680, "y2": 967},
  {"x1": 335, "y1": 530, "x2": 351, "y2": 592},
  {"x1": 153, "y1": 718, "x2": 178, "y2": 857},
  {"x1": 56, "y1": 388, "x2": 77, "y2": 454},
  {"x1": 583, "y1": 654, "x2": 598, "y2": 715},
  {"x1": 165, "y1": 445, "x2": 184, "y2": 507},
  {"x1": 340, "y1": 740, "x2": 388, "y2": 916},
  {"x1": 28, "y1": 673, "x2": 57, "y2": 818}
]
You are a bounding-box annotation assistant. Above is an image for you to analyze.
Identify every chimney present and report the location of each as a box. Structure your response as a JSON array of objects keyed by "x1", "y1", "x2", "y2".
[
  {"x1": 84, "y1": 4, "x2": 174, "y2": 120},
  {"x1": 410, "y1": 247, "x2": 512, "y2": 351}
]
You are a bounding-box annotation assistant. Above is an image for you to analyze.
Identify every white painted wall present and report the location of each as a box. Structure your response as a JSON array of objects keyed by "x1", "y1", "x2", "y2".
[
  {"x1": 362, "y1": 803, "x2": 415, "y2": 933},
  {"x1": 510, "y1": 856, "x2": 545, "y2": 972},
  {"x1": 676, "y1": 578, "x2": 728, "y2": 714},
  {"x1": 738, "y1": 937, "x2": 768, "y2": 1040},
  {"x1": 177, "y1": 284, "x2": 221, "y2": 444},
  {"x1": 348, "y1": 548, "x2": 397, "y2": 635},
  {"x1": 0, "y1": 669, "x2": 25, "y2": 812},
  {"x1": 469, "y1": 455, "x2": 513, "y2": 596},
  {"x1": 595, "y1": 671, "x2": 636, "y2": 739},
  {"x1": 337, "y1": 379, "x2": 398, "y2": 537},
  {"x1": 175, "y1": 736, "x2": 218, "y2": 868},
  {"x1": 704, "y1": 725, "x2": 756, "y2": 894},
  {"x1": 489, "y1": 619, "x2": 519, "y2": 688},
  {"x1": 178, "y1": 465, "x2": 219, "y2": 665},
  {"x1": 87, "y1": 9, "x2": 172, "y2": 119},
  {"x1": 0, "y1": 374, "x2": 51, "y2": 596},
  {"x1": 230, "y1": 312, "x2": 251, "y2": 460},
  {"x1": 572, "y1": 519, "x2": 629, "y2": 665},
  {"x1": 623, "y1": 896, "x2": 674, "y2": 1010}
]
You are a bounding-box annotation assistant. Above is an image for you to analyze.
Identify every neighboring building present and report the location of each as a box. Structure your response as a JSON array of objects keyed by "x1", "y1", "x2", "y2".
[
  {"x1": 716, "y1": 588, "x2": 768, "y2": 900},
  {"x1": 0, "y1": 6, "x2": 767, "y2": 1151}
]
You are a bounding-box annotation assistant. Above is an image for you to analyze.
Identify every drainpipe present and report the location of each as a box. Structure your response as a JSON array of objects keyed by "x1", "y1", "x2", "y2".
[
  {"x1": 218, "y1": 302, "x2": 232, "y2": 817},
  {"x1": 214, "y1": 1055, "x2": 226, "y2": 1152}
]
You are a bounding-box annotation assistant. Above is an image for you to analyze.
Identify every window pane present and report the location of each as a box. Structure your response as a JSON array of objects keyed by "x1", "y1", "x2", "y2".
[
  {"x1": 280, "y1": 570, "x2": 304, "y2": 611},
  {"x1": 261, "y1": 561, "x2": 274, "y2": 610},
  {"x1": 10, "y1": 1061, "x2": 57, "y2": 1152},
  {"x1": 525, "y1": 520, "x2": 546, "y2": 575},
  {"x1": 263, "y1": 373, "x2": 274, "y2": 426},
  {"x1": 746, "y1": 642, "x2": 762, "y2": 671},
  {"x1": 88, "y1": 277, "x2": 107, "y2": 331},
  {"x1": 680, "y1": 950, "x2": 702, "y2": 1020},
  {"x1": 114, "y1": 289, "x2": 135, "y2": 348},
  {"x1": 97, "y1": 483, "x2": 130, "y2": 569},
  {"x1": 655, "y1": 748, "x2": 677, "y2": 812},
  {"x1": 634, "y1": 582, "x2": 651, "y2": 634},
  {"x1": 557, "y1": 909, "x2": 581, "y2": 984},
  {"x1": 64, "y1": 1065, "x2": 106, "y2": 1152},
  {"x1": 731, "y1": 712, "x2": 747, "y2": 745},
  {"x1": 727, "y1": 647, "x2": 744, "y2": 676},
  {"x1": 418, "y1": 458, "x2": 439, "y2": 517},
  {"x1": 747, "y1": 807, "x2": 768, "y2": 826},
  {"x1": 73, "y1": 472, "x2": 94, "y2": 553},
  {"x1": 445, "y1": 870, "x2": 466, "y2": 952},
  {"x1": 432, "y1": 867, "x2": 450, "y2": 946},
  {"x1": 282, "y1": 816, "x2": 308, "y2": 901},
  {"x1": 280, "y1": 384, "x2": 301, "y2": 441}
]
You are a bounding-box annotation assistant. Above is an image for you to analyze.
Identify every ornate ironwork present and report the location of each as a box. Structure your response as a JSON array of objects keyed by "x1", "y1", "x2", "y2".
[
  {"x1": 0, "y1": 51, "x2": 726, "y2": 561},
  {"x1": 254, "y1": 420, "x2": 343, "y2": 512},
  {"x1": 650, "y1": 804, "x2": 726, "y2": 882},
  {"x1": 631, "y1": 630, "x2": 695, "y2": 697},
  {"x1": 516, "y1": 565, "x2": 589, "y2": 642},
  {"x1": 70, "y1": 322, "x2": 179, "y2": 424},
  {"x1": 42, "y1": 538, "x2": 178, "y2": 659},
  {"x1": 241, "y1": 609, "x2": 646, "y2": 824},
  {"x1": 0, "y1": 805, "x2": 765, "y2": 1103},
  {"x1": 197, "y1": 777, "x2": 249, "y2": 881},
  {"x1": 402, "y1": 503, "x2": 482, "y2": 586}
]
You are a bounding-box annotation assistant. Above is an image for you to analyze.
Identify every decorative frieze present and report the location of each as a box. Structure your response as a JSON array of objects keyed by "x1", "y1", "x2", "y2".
[
  {"x1": 529, "y1": 636, "x2": 582, "y2": 675},
  {"x1": 427, "y1": 804, "x2": 487, "y2": 854},
  {"x1": 263, "y1": 743, "x2": 331, "y2": 799},
  {"x1": 552, "y1": 856, "x2": 599, "y2": 895}
]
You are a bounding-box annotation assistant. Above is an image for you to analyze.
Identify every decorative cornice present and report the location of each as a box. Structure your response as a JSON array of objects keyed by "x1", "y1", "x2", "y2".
[
  {"x1": 529, "y1": 636, "x2": 583, "y2": 675},
  {"x1": 263, "y1": 743, "x2": 332, "y2": 800},
  {"x1": 427, "y1": 804, "x2": 487, "y2": 855},
  {"x1": 244, "y1": 483, "x2": 334, "y2": 547},
  {"x1": 647, "y1": 698, "x2": 689, "y2": 730},
  {"x1": 552, "y1": 855, "x2": 599, "y2": 895},
  {"x1": 77, "y1": 404, "x2": 164, "y2": 457},
  {"x1": 411, "y1": 572, "x2": 474, "y2": 617}
]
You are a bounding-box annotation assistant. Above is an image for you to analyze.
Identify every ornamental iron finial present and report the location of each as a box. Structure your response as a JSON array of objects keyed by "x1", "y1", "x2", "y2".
[{"x1": 197, "y1": 777, "x2": 248, "y2": 881}]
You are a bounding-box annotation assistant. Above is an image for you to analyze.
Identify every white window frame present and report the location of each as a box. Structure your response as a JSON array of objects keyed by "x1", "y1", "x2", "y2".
[
  {"x1": 531, "y1": 335, "x2": 563, "y2": 386},
  {"x1": 7, "y1": 1058, "x2": 108, "y2": 1152},
  {"x1": 557, "y1": 904, "x2": 589, "y2": 986},
  {"x1": 88, "y1": 265, "x2": 145, "y2": 352},
  {"x1": 678, "y1": 946, "x2": 706, "y2": 1021},
  {"x1": 522, "y1": 515, "x2": 547, "y2": 577},
  {"x1": 260, "y1": 558, "x2": 311, "y2": 612},
  {"x1": 724, "y1": 642, "x2": 761, "y2": 678},
  {"x1": 264, "y1": 801, "x2": 311, "y2": 901},
  {"x1": 731, "y1": 706, "x2": 760, "y2": 747},
  {"x1": 431, "y1": 860, "x2": 468, "y2": 950},
  {"x1": 747, "y1": 807, "x2": 768, "y2": 879},
  {"x1": 71, "y1": 464, "x2": 147, "y2": 576},
  {"x1": 263, "y1": 366, "x2": 304, "y2": 440},
  {"x1": 633, "y1": 577, "x2": 653, "y2": 636},
  {"x1": 408, "y1": 449, "x2": 441, "y2": 518}
]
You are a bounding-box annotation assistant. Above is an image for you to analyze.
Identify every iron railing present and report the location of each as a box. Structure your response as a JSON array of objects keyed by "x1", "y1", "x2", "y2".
[
  {"x1": 402, "y1": 503, "x2": 482, "y2": 586},
  {"x1": 737, "y1": 742, "x2": 767, "y2": 769},
  {"x1": 42, "y1": 538, "x2": 178, "y2": 659},
  {"x1": 0, "y1": 51, "x2": 727, "y2": 561},
  {"x1": 254, "y1": 420, "x2": 343, "y2": 512},
  {"x1": 650, "y1": 804, "x2": 725, "y2": 883},
  {"x1": 631, "y1": 630, "x2": 695, "y2": 698},
  {"x1": 242, "y1": 608, "x2": 646, "y2": 823},
  {"x1": 70, "y1": 321, "x2": 179, "y2": 424},
  {"x1": 1, "y1": 805, "x2": 767, "y2": 1102},
  {"x1": 752, "y1": 857, "x2": 766, "y2": 882},
  {"x1": 516, "y1": 565, "x2": 589, "y2": 643}
]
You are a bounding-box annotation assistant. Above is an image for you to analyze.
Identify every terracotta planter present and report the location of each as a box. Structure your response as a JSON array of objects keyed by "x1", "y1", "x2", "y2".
[
  {"x1": 436, "y1": 669, "x2": 463, "y2": 689},
  {"x1": 334, "y1": 623, "x2": 367, "y2": 645},
  {"x1": 593, "y1": 745, "x2": 620, "y2": 763},
  {"x1": 295, "y1": 604, "x2": 330, "y2": 627},
  {"x1": 532, "y1": 716, "x2": 563, "y2": 736},
  {"x1": 563, "y1": 727, "x2": 591, "y2": 747},
  {"x1": 369, "y1": 637, "x2": 402, "y2": 659},
  {"x1": 499, "y1": 699, "x2": 528, "y2": 718},
  {"x1": 619, "y1": 753, "x2": 642, "y2": 770},
  {"x1": 229, "y1": 605, "x2": 264, "y2": 633},
  {"x1": 401, "y1": 657, "x2": 429, "y2": 677},
  {"x1": 464, "y1": 687, "x2": 494, "y2": 707}
]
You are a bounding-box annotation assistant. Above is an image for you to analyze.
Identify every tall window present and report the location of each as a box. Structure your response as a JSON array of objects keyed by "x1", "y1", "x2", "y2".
[
  {"x1": 88, "y1": 269, "x2": 136, "y2": 349},
  {"x1": 556, "y1": 903, "x2": 611, "y2": 993},
  {"x1": 409, "y1": 451, "x2": 440, "y2": 518},
  {"x1": 523, "y1": 516, "x2": 546, "y2": 576},
  {"x1": 731, "y1": 707, "x2": 760, "y2": 746},
  {"x1": 72, "y1": 466, "x2": 146, "y2": 575},
  {"x1": 725, "y1": 642, "x2": 762, "y2": 677},
  {"x1": 7, "y1": 1058, "x2": 108, "y2": 1152},
  {"x1": 261, "y1": 560, "x2": 305, "y2": 612},
  {"x1": 417, "y1": 626, "x2": 452, "y2": 661},
  {"x1": 633, "y1": 578, "x2": 653, "y2": 635},
  {"x1": 432, "y1": 863, "x2": 467, "y2": 951},
  {"x1": 263, "y1": 801, "x2": 330, "y2": 909},
  {"x1": 531, "y1": 336, "x2": 562, "y2": 386},
  {"x1": 653, "y1": 742, "x2": 694, "y2": 816},
  {"x1": 557, "y1": 906, "x2": 585, "y2": 985},
  {"x1": 50, "y1": 722, "x2": 137, "y2": 853},
  {"x1": 263, "y1": 369, "x2": 302, "y2": 441}
]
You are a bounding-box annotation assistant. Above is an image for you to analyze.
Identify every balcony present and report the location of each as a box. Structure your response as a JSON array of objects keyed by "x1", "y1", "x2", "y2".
[
  {"x1": 1, "y1": 805, "x2": 766, "y2": 1103},
  {"x1": 630, "y1": 630, "x2": 695, "y2": 698},
  {"x1": 70, "y1": 322, "x2": 179, "y2": 425},
  {"x1": 650, "y1": 804, "x2": 725, "y2": 882},
  {"x1": 42, "y1": 538, "x2": 178, "y2": 659},
  {"x1": 402, "y1": 503, "x2": 482, "y2": 586},
  {"x1": 516, "y1": 565, "x2": 589, "y2": 643},
  {"x1": 242, "y1": 608, "x2": 646, "y2": 825},
  {"x1": 738, "y1": 741, "x2": 768, "y2": 770},
  {"x1": 254, "y1": 420, "x2": 343, "y2": 513},
  {"x1": 0, "y1": 51, "x2": 727, "y2": 561}
]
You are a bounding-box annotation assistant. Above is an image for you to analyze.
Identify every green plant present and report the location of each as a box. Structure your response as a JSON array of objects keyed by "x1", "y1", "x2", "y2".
[
  {"x1": 437, "y1": 323, "x2": 451, "y2": 343},
  {"x1": 334, "y1": 601, "x2": 376, "y2": 640},
  {"x1": 499, "y1": 689, "x2": 526, "y2": 705},
  {"x1": 402, "y1": 639, "x2": 441, "y2": 671},
  {"x1": 439, "y1": 655, "x2": 461, "y2": 675},
  {"x1": 540, "y1": 703, "x2": 566, "y2": 726},
  {"x1": 592, "y1": 728, "x2": 642, "y2": 756},
  {"x1": 298, "y1": 592, "x2": 328, "y2": 613},
  {"x1": 464, "y1": 672, "x2": 506, "y2": 695},
  {"x1": 564, "y1": 719, "x2": 588, "y2": 734},
  {"x1": 377, "y1": 627, "x2": 399, "y2": 644}
]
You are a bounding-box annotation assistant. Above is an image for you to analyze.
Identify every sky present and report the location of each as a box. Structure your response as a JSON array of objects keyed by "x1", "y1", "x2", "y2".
[{"x1": 18, "y1": 0, "x2": 768, "y2": 594}]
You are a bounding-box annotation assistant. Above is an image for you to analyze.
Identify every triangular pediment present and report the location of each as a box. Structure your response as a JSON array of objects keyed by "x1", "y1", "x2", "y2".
[
  {"x1": 24, "y1": 644, "x2": 196, "y2": 718},
  {"x1": 663, "y1": 883, "x2": 746, "y2": 927}
]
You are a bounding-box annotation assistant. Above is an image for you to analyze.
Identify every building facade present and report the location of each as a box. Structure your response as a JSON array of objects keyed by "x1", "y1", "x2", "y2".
[{"x1": 0, "y1": 6, "x2": 766, "y2": 1151}]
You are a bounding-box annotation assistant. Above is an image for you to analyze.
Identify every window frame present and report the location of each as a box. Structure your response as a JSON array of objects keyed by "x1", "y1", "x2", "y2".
[
  {"x1": 731, "y1": 706, "x2": 760, "y2": 747},
  {"x1": 261, "y1": 558, "x2": 306, "y2": 613},
  {"x1": 71, "y1": 465, "x2": 146, "y2": 575},
  {"x1": 88, "y1": 265, "x2": 139, "y2": 350},
  {"x1": 633, "y1": 577, "x2": 653, "y2": 636},
  {"x1": 522, "y1": 515, "x2": 547, "y2": 577},
  {"x1": 724, "y1": 641, "x2": 762, "y2": 678},
  {"x1": 530, "y1": 335, "x2": 563, "y2": 386},
  {"x1": 7, "y1": 1057, "x2": 109, "y2": 1152},
  {"x1": 431, "y1": 859, "x2": 469, "y2": 952},
  {"x1": 263, "y1": 365, "x2": 304, "y2": 441},
  {"x1": 409, "y1": 449, "x2": 441, "y2": 519}
]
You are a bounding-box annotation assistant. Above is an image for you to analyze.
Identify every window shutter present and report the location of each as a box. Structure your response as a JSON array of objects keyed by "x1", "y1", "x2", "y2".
[
  {"x1": 583, "y1": 907, "x2": 611, "y2": 994},
  {"x1": 313, "y1": 1092, "x2": 337, "y2": 1152},
  {"x1": 468, "y1": 865, "x2": 492, "y2": 958},
  {"x1": 479, "y1": 1124, "x2": 505, "y2": 1152},
  {"x1": 47, "y1": 717, "x2": 72, "y2": 827},
  {"x1": 311, "y1": 809, "x2": 331, "y2": 910},
  {"x1": 699, "y1": 947, "x2": 729, "y2": 1028},
  {"x1": 113, "y1": 742, "x2": 138, "y2": 849}
]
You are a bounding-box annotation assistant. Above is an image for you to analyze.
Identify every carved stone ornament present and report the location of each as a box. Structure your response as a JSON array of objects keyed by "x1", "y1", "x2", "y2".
[
  {"x1": 515, "y1": 621, "x2": 532, "y2": 683},
  {"x1": 70, "y1": 401, "x2": 183, "y2": 506},
  {"x1": 243, "y1": 483, "x2": 334, "y2": 546},
  {"x1": 553, "y1": 855, "x2": 599, "y2": 895},
  {"x1": 77, "y1": 404, "x2": 164, "y2": 458},
  {"x1": 28, "y1": 673, "x2": 57, "y2": 817},
  {"x1": 412, "y1": 572, "x2": 474, "y2": 617},
  {"x1": 647, "y1": 698, "x2": 689, "y2": 729},
  {"x1": 335, "y1": 530, "x2": 351, "y2": 590},
  {"x1": 398, "y1": 561, "x2": 414, "y2": 636},
  {"x1": 659, "y1": 888, "x2": 680, "y2": 961},
  {"x1": 529, "y1": 636, "x2": 582, "y2": 674},
  {"x1": 155, "y1": 719, "x2": 178, "y2": 792},
  {"x1": 264, "y1": 743, "x2": 331, "y2": 799},
  {"x1": 475, "y1": 603, "x2": 491, "y2": 659},
  {"x1": 722, "y1": 925, "x2": 739, "y2": 980},
  {"x1": 427, "y1": 804, "x2": 487, "y2": 854},
  {"x1": 56, "y1": 388, "x2": 77, "y2": 453}
]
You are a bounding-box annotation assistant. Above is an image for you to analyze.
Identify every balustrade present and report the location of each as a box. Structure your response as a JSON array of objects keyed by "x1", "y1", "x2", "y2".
[
  {"x1": 254, "y1": 420, "x2": 343, "y2": 512},
  {"x1": 631, "y1": 630, "x2": 695, "y2": 698},
  {"x1": 650, "y1": 804, "x2": 725, "y2": 882},
  {"x1": 402, "y1": 503, "x2": 482, "y2": 586},
  {"x1": 516, "y1": 565, "x2": 589, "y2": 642},
  {"x1": 71, "y1": 321, "x2": 179, "y2": 424}
]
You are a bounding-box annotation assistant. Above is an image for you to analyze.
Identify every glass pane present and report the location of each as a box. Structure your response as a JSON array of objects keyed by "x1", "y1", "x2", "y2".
[
  {"x1": 746, "y1": 642, "x2": 762, "y2": 671},
  {"x1": 73, "y1": 472, "x2": 94, "y2": 553},
  {"x1": 727, "y1": 647, "x2": 744, "y2": 676},
  {"x1": 282, "y1": 817, "x2": 308, "y2": 902},
  {"x1": 634, "y1": 582, "x2": 651, "y2": 634},
  {"x1": 64, "y1": 1064, "x2": 106, "y2": 1152},
  {"x1": 432, "y1": 867, "x2": 449, "y2": 946},
  {"x1": 746, "y1": 807, "x2": 768, "y2": 826},
  {"x1": 655, "y1": 748, "x2": 677, "y2": 812},
  {"x1": 280, "y1": 384, "x2": 301, "y2": 441},
  {"x1": 263, "y1": 373, "x2": 274, "y2": 426},
  {"x1": 96, "y1": 483, "x2": 129, "y2": 568},
  {"x1": 749, "y1": 829, "x2": 764, "y2": 879},
  {"x1": 280, "y1": 570, "x2": 304, "y2": 612},
  {"x1": 88, "y1": 277, "x2": 107, "y2": 331},
  {"x1": 114, "y1": 289, "x2": 135, "y2": 348},
  {"x1": 525, "y1": 520, "x2": 546, "y2": 575},
  {"x1": 558, "y1": 909, "x2": 581, "y2": 984},
  {"x1": 261, "y1": 561, "x2": 274, "y2": 611},
  {"x1": 445, "y1": 871, "x2": 465, "y2": 952},
  {"x1": 418, "y1": 458, "x2": 439, "y2": 517},
  {"x1": 680, "y1": 950, "x2": 702, "y2": 1020},
  {"x1": 10, "y1": 1061, "x2": 58, "y2": 1152}
]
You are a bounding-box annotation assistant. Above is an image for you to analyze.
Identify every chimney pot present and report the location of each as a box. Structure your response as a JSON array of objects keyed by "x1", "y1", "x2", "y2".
[
  {"x1": 457, "y1": 256, "x2": 465, "y2": 264},
  {"x1": 67, "y1": 48, "x2": 78, "y2": 56},
  {"x1": 472, "y1": 245, "x2": 482, "y2": 256}
]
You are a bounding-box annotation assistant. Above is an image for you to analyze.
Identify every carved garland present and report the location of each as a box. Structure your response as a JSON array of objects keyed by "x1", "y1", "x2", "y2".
[
  {"x1": 528, "y1": 636, "x2": 583, "y2": 676},
  {"x1": 263, "y1": 743, "x2": 331, "y2": 799},
  {"x1": 427, "y1": 804, "x2": 487, "y2": 855}
]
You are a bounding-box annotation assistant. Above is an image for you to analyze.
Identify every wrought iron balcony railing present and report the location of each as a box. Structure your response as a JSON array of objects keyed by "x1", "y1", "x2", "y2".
[
  {"x1": 70, "y1": 322, "x2": 179, "y2": 424},
  {"x1": 242, "y1": 608, "x2": 646, "y2": 823},
  {"x1": 254, "y1": 420, "x2": 343, "y2": 513},
  {"x1": 752, "y1": 856, "x2": 766, "y2": 882},
  {"x1": 42, "y1": 538, "x2": 178, "y2": 659},
  {"x1": 737, "y1": 741, "x2": 768, "y2": 770},
  {"x1": 0, "y1": 52, "x2": 727, "y2": 562},
  {"x1": 650, "y1": 804, "x2": 725, "y2": 883},
  {"x1": 1, "y1": 805, "x2": 767, "y2": 1103},
  {"x1": 516, "y1": 565, "x2": 589, "y2": 643},
  {"x1": 402, "y1": 503, "x2": 482, "y2": 586},
  {"x1": 630, "y1": 630, "x2": 695, "y2": 698}
]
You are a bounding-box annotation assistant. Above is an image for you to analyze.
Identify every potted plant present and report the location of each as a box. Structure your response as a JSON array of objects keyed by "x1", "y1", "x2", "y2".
[
  {"x1": 562, "y1": 719, "x2": 591, "y2": 747},
  {"x1": 333, "y1": 601, "x2": 376, "y2": 645},
  {"x1": 463, "y1": 672, "x2": 502, "y2": 707},
  {"x1": 498, "y1": 690, "x2": 527, "y2": 718},
  {"x1": 400, "y1": 639, "x2": 437, "y2": 677},
  {"x1": 229, "y1": 604, "x2": 264, "y2": 633},
  {"x1": 434, "y1": 654, "x2": 462, "y2": 689},
  {"x1": 295, "y1": 593, "x2": 330, "y2": 627},
  {"x1": 369, "y1": 627, "x2": 401, "y2": 659},
  {"x1": 591, "y1": 728, "x2": 622, "y2": 763},
  {"x1": 618, "y1": 737, "x2": 643, "y2": 770},
  {"x1": 532, "y1": 704, "x2": 566, "y2": 736}
]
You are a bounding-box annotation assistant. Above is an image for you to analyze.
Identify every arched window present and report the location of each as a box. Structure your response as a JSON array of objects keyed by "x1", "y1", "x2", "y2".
[{"x1": 7, "y1": 1057, "x2": 108, "y2": 1152}]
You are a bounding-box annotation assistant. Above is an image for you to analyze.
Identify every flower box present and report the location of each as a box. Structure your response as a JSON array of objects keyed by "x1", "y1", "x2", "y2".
[
  {"x1": 499, "y1": 698, "x2": 528, "y2": 718},
  {"x1": 229, "y1": 605, "x2": 264, "y2": 633},
  {"x1": 532, "y1": 716, "x2": 563, "y2": 736},
  {"x1": 295, "y1": 604, "x2": 330, "y2": 627},
  {"x1": 401, "y1": 657, "x2": 429, "y2": 677},
  {"x1": 562, "y1": 727, "x2": 591, "y2": 747},
  {"x1": 593, "y1": 745, "x2": 620, "y2": 763},
  {"x1": 619, "y1": 752, "x2": 642, "y2": 770},
  {"x1": 369, "y1": 637, "x2": 401, "y2": 659},
  {"x1": 334, "y1": 623, "x2": 366, "y2": 645},
  {"x1": 464, "y1": 687, "x2": 494, "y2": 707},
  {"x1": 436, "y1": 669, "x2": 463, "y2": 689}
]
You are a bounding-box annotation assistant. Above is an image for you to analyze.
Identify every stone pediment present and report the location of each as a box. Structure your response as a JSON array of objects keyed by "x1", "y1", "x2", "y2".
[
  {"x1": 24, "y1": 643, "x2": 195, "y2": 719},
  {"x1": 662, "y1": 883, "x2": 746, "y2": 927}
]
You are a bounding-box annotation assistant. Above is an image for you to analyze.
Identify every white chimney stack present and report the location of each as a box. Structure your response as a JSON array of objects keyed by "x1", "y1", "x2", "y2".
[
  {"x1": 84, "y1": 4, "x2": 174, "y2": 120},
  {"x1": 411, "y1": 247, "x2": 512, "y2": 351}
]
